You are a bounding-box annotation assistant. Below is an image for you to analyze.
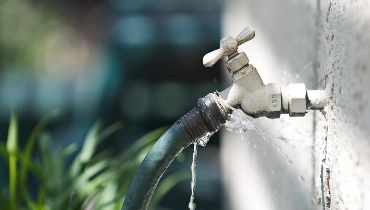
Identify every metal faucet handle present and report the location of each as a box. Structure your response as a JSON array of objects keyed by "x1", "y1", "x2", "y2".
[{"x1": 203, "y1": 27, "x2": 255, "y2": 67}]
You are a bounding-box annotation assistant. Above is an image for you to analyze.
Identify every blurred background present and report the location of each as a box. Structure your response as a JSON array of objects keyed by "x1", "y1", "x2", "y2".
[
  {"x1": 2, "y1": 0, "x2": 370, "y2": 210},
  {"x1": 0, "y1": 0, "x2": 224, "y2": 209}
]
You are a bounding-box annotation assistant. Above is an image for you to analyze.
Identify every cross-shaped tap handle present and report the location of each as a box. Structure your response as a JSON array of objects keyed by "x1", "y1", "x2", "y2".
[{"x1": 203, "y1": 27, "x2": 255, "y2": 67}]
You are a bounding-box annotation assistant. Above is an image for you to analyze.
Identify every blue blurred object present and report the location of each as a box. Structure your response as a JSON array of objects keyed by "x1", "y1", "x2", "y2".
[{"x1": 0, "y1": 0, "x2": 223, "y2": 208}]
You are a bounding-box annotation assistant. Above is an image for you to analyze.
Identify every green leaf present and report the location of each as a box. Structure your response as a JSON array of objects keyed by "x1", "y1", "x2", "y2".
[
  {"x1": 69, "y1": 121, "x2": 101, "y2": 176},
  {"x1": 60, "y1": 143, "x2": 78, "y2": 158},
  {"x1": 19, "y1": 183, "x2": 36, "y2": 210},
  {"x1": 15, "y1": 151, "x2": 42, "y2": 178},
  {"x1": 7, "y1": 109, "x2": 18, "y2": 210},
  {"x1": 0, "y1": 142, "x2": 42, "y2": 179},
  {"x1": 98, "y1": 121, "x2": 123, "y2": 142},
  {"x1": 36, "y1": 186, "x2": 45, "y2": 209},
  {"x1": 1, "y1": 117, "x2": 184, "y2": 210},
  {"x1": 96, "y1": 182, "x2": 117, "y2": 209},
  {"x1": 21, "y1": 109, "x2": 61, "y2": 182},
  {"x1": 79, "y1": 122, "x2": 101, "y2": 163},
  {"x1": 38, "y1": 133, "x2": 55, "y2": 192},
  {"x1": 6, "y1": 109, "x2": 18, "y2": 153},
  {"x1": 73, "y1": 160, "x2": 110, "y2": 195}
]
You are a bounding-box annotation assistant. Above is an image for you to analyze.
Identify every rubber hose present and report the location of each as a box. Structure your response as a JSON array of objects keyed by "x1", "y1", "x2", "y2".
[
  {"x1": 122, "y1": 93, "x2": 227, "y2": 210},
  {"x1": 121, "y1": 123, "x2": 190, "y2": 210}
]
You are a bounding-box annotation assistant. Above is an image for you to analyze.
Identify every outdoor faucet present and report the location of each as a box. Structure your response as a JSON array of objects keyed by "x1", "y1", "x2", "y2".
[
  {"x1": 203, "y1": 27, "x2": 328, "y2": 118},
  {"x1": 122, "y1": 27, "x2": 328, "y2": 210}
]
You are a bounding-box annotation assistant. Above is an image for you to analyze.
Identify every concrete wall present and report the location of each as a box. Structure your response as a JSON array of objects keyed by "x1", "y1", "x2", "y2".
[{"x1": 220, "y1": 0, "x2": 370, "y2": 209}]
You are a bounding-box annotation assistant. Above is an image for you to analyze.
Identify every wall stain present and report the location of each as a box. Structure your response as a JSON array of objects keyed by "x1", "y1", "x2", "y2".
[
  {"x1": 320, "y1": 123, "x2": 331, "y2": 210},
  {"x1": 324, "y1": 168, "x2": 331, "y2": 209},
  {"x1": 326, "y1": 0, "x2": 332, "y2": 22}
]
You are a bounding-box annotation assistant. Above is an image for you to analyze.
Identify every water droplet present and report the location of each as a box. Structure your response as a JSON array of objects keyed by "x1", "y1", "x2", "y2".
[
  {"x1": 268, "y1": 165, "x2": 275, "y2": 175},
  {"x1": 285, "y1": 154, "x2": 293, "y2": 165},
  {"x1": 283, "y1": 70, "x2": 287, "y2": 74},
  {"x1": 188, "y1": 202, "x2": 196, "y2": 210},
  {"x1": 277, "y1": 146, "x2": 282, "y2": 152},
  {"x1": 296, "y1": 74, "x2": 300, "y2": 78}
]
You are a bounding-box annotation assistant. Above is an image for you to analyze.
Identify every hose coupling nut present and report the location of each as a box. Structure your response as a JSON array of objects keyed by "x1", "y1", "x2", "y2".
[{"x1": 176, "y1": 93, "x2": 228, "y2": 146}]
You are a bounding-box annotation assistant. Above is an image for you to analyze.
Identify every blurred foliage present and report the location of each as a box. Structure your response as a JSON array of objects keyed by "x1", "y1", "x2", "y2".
[
  {"x1": 0, "y1": 0, "x2": 91, "y2": 76},
  {"x1": 0, "y1": 0, "x2": 56, "y2": 68},
  {"x1": 0, "y1": 110, "x2": 190, "y2": 210}
]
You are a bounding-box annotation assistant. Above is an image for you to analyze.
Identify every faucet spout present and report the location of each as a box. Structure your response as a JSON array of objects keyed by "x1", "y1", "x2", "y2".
[
  {"x1": 205, "y1": 27, "x2": 328, "y2": 119},
  {"x1": 219, "y1": 78, "x2": 328, "y2": 118}
]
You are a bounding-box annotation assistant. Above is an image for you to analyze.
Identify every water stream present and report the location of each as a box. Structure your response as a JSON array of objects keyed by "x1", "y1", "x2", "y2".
[
  {"x1": 222, "y1": 102, "x2": 320, "y2": 208},
  {"x1": 188, "y1": 142, "x2": 199, "y2": 210},
  {"x1": 224, "y1": 107, "x2": 264, "y2": 136},
  {"x1": 223, "y1": 106, "x2": 306, "y2": 165},
  {"x1": 187, "y1": 99, "x2": 314, "y2": 209}
]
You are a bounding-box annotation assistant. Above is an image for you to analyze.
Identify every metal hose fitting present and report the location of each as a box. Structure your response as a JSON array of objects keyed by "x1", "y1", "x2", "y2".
[{"x1": 176, "y1": 93, "x2": 228, "y2": 145}]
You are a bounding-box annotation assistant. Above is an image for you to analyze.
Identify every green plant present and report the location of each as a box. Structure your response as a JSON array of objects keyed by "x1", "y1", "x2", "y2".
[{"x1": 0, "y1": 110, "x2": 190, "y2": 210}]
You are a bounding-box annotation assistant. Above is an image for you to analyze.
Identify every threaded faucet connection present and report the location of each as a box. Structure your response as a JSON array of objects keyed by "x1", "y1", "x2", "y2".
[{"x1": 176, "y1": 93, "x2": 228, "y2": 145}]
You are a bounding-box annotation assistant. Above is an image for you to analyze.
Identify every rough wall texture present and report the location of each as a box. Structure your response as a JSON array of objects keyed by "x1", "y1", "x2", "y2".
[
  {"x1": 221, "y1": 0, "x2": 370, "y2": 210},
  {"x1": 320, "y1": 0, "x2": 370, "y2": 209}
]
